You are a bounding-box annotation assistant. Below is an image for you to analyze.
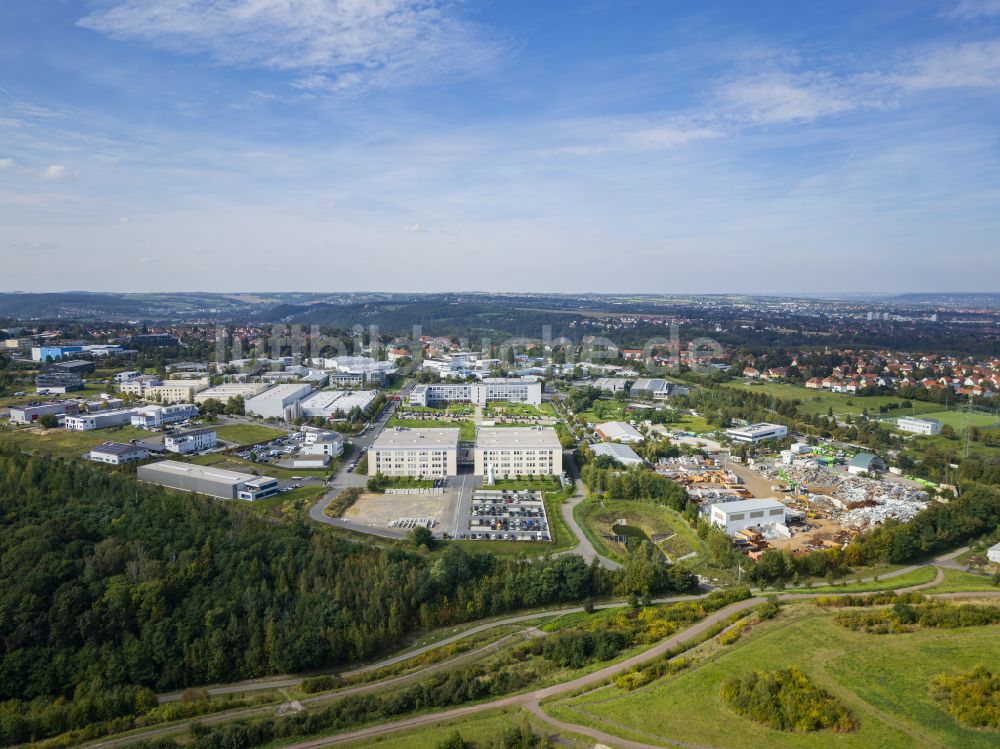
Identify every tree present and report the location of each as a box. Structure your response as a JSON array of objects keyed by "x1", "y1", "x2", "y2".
[
  {"x1": 409, "y1": 525, "x2": 435, "y2": 549},
  {"x1": 37, "y1": 413, "x2": 59, "y2": 428}
]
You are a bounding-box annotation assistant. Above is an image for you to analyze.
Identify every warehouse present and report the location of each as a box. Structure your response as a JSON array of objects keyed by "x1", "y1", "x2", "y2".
[
  {"x1": 590, "y1": 442, "x2": 644, "y2": 466},
  {"x1": 595, "y1": 421, "x2": 644, "y2": 444},
  {"x1": 474, "y1": 426, "x2": 562, "y2": 478},
  {"x1": 137, "y1": 460, "x2": 278, "y2": 500},
  {"x1": 369, "y1": 427, "x2": 460, "y2": 477},
  {"x1": 244, "y1": 383, "x2": 313, "y2": 420},
  {"x1": 725, "y1": 422, "x2": 788, "y2": 443},
  {"x1": 299, "y1": 389, "x2": 378, "y2": 419},
  {"x1": 710, "y1": 498, "x2": 787, "y2": 536},
  {"x1": 89, "y1": 441, "x2": 149, "y2": 465},
  {"x1": 9, "y1": 401, "x2": 78, "y2": 424},
  {"x1": 64, "y1": 408, "x2": 138, "y2": 431},
  {"x1": 194, "y1": 382, "x2": 270, "y2": 404}
]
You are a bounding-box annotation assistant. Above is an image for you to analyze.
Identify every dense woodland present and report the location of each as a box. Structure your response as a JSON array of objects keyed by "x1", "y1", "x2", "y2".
[{"x1": 0, "y1": 449, "x2": 705, "y2": 745}]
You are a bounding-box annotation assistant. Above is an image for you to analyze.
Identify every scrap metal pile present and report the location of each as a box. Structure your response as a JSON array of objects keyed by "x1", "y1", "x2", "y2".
[{"x1": 759, "y1": 463, "x2": 929, "y2": 530}]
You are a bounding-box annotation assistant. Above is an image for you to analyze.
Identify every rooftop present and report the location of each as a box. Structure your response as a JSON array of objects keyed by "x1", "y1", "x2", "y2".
[
  {"x1": 476, "y1": 426, "x2": 561, "y2": 450},
  {"x1": 90, "y1": 441, "x2": 143, "y2": 456},
  {"x1": 372, "y1": 427, "x2": 461, "y2": 449},
  {"x1": 246, "y1": 383, "x2": 313, "y2": 401},
  {"x1": 139, "y1": 460, "x2": 257, "y2": 484},
  {"x1": 710, "y1": 498, "x2": 786, "y2": 514},
  {"x1": 590, "y1": 442, "x2": 643, "y2": 462}
]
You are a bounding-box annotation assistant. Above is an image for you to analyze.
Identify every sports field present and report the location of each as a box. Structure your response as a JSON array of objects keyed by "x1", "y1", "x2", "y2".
[
  {"x1": 547, "y1": 602, "x2": 1000, "y2": 748},
  {"x1": 903, "y1": 409, "x2": 1000, "y2": 431}
]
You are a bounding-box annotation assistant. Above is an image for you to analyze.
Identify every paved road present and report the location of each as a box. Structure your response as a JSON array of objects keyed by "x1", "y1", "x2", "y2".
[{"x1": 556, "y1": 452, "x2": 622, "y2": 570}]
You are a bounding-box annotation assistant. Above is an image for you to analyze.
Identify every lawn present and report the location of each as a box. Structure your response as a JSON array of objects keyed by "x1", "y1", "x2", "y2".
[
  {"x1": 722, "y1": 380, "x2": 941, "y2": 418},
  {"x1": 780, "y1": 565, "x2": 937, "y2": 594},
  {"x1": 386, "y1": 417, "x2": 476, "y2": 441},
  {"x1": 908, "y1": 409, "x2": 1000, "y2": 431},
  {"x1": 547, "y1": 605, "x2": 1000, "y2": 749},
  {"x1": 212, "y1": 423, "x2": 287, "y2": 446},
  {"x1": 925, "y1": 568, "x2": 999, "y2": 593},
  {"x1": 484, "y1": 401, "x2": 556, "y2": 418},
  {"x1": 0, "y1": 424, "x2": 152, "y2": 458}
]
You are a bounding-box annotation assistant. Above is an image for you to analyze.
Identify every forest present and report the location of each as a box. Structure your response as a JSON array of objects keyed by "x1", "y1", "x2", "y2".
[{"x1": 0, "y1": 449, "x2": 700, "y2": 745}]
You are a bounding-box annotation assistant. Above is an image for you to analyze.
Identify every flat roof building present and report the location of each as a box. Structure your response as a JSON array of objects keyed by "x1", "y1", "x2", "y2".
[
  {"x1": 137, "y1": 460, "x2": 278, "y2": 500},
  {"x1": 590, "y1": 442, "x2": 644, "y2": 466},
  {"x1": 408, "y1": 378, "x2": 542, "y2": 407},
  {"x1": 244, "y1": 383, "x2": 313, "y2": 420},
  {"x1": 64, "y1": 408, "x2": 138, "y2": 431},
  {"x1": 9, "y1": 401, "x2": 79, "y2": 424},
  {"x1": 474, "y1": 426, "x2": 562, "y2": 478},
  {"x1": 194, "y1": 382, "x2": 270, "y2": 404},
  {"x1": 164, "y1": 428, "x2": 217, "y2": 454},
  {"x1": 370, "y1": 427, "x2": 460, "y2": 478},
  {"x1": 725, "y1": 423, "x2": 788, "y2": 443},
  {"x1": 710, "y1": 498, "x2": 787, "y2": 536},
  {"x1": 89, "y1": 441, "x2": 149, "y2": 465},
  {"x1": 299, "y1": 389, "x2": 378, "y2": 419},
  {"x1": 897, "y1": 416, "x2": 942, "y2": 435},
  {"x1": 595, "y1": 421, "x2": 644, "y2": 444}
]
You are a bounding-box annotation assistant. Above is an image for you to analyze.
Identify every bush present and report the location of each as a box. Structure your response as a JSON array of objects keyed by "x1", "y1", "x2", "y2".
[
  {"x1": 721, "y1": 667, "x2": 857, "y2": 733},
  {"x1": 930, "y1": 668, "x2": 1000, "y2": 729}
]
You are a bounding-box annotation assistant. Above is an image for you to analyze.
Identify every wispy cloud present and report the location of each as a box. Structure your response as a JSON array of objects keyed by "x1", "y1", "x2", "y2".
[
  {"x1": 714, "y1": 71, "x2": 865, "y2": 125},
  {"x1": 39, "y1": 164, "x2": 67, "y2": 180},
  {"x1": 0, "y1": 158, "x2": 13, "y2": 170},
  {"x1": 78, "y1": 0, "x2": 508, "y2": 96},
  {"x1": 893, "y1": 38, "x2": 1000, "y2": 91},
  {"x1": 948, "y1": 0, "x2": 1000, "y2": 19}
]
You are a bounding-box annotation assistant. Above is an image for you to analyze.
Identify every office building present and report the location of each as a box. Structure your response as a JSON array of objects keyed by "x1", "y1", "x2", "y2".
[
  {"x1": 35, "y1": 372, "x2": 84, "y2": 393},
  {"x1": 474, "y1": 427, "x2": 562, "y2": 478},
  {"x1": 369, "y1": 427, "x2": 460, "y2": 477},
  {"x1": 245, "y1": 383, "x2": 313, "y2": 420},
  {"x1": 137, "y1": 460, "x2": 279, "y2": 500},
  {"x1": 595, "y1": 421, "x2": 644, "y2": 444},
  {"x1": 897, "y1": 416, "x2": 943, "y2": 435},
  {"x1": 408, "y1": 378, "x2": 542, "y2": 407},
  {"x1": 89, "y1": 442, "x2": 149, "y2": 465},
  {"x1": 64, "y1": 408, "x2": 138, "y2": 431},
  {"x1": 164, "y1": 428, "x2": 217, "y2": 454},
  {"x1": 710, "y1": 498, "x2": 787, "y2": 536},
  {"x1": 299, "y1": 428, "x2": 344, "y2": 457},
  {"x1": 144, "y1": 379, "x2": 208, "y2": 403},
  {"x1": 725, "y1": 423, "x2": 789, "y2": 443},
  {"x1": 118, "y1": 375, "x2": 162, "y2": 394},
  {"x1": 131, "y1": 403, "x2": 199, "y2": 429}
]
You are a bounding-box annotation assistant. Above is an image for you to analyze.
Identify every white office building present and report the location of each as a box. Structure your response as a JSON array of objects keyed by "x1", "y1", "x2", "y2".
[
  {"x1": 64, "y1": 409, "x2": 138, "y2": 431},
  {"x1": 897, "y1": 416, "x2": 943, "y2": 436},
  {"x1": 299, "y1": 428, "x2": 344, "y2": 457},
  {"x1": 244, "y1": 383, "x2": 313, "y2": 420},
  {"x1": 408, "y1": 378, "x2": 542, "y2": 407},
  {"x1": 164, "y1": 428, "x2": 217, "y2": 454},
  {"x1": 474, "y1": 427, "x2": 562, "y2": 478},
  {"x1": 369, "y1": 427, "x2": 460, "y2": 478},
  {"x1": 725, "y1": 423, "x2": 789, "y2": 443},
  {"x1": 710, "y1": 498, "x2": 787, "y2": 536},
  {"x1": 131, "y1": 403, "x2": 199, "y2": 429},
  {"x1": 299, "y1": 389, "x2": 378, "y2": 419}
]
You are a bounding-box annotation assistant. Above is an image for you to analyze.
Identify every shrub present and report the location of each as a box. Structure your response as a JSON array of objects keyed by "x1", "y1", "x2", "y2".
[
  {"x1": 930, "y1": 668, "x2": 1000, "y2": 729},
  {"x1": 721, "y1": 667, "x2": 857, "y2": 733}
]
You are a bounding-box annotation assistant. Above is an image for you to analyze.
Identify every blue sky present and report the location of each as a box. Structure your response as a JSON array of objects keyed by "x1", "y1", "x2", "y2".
[{"x1": 2, "y1": 0, "x2": 1000, "y2": 293}]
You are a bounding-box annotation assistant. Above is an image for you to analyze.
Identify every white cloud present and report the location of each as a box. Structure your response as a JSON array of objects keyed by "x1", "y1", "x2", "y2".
[
  {"x1": 948, "y1": 0, "x2": 1000, "y2": 19},
  {"x1": 78, "y1": 0, "x2": 506, "y2": 96},
  {"x1": 39, "y1": 164, "x2": 67, "y2": 180},
  {"x1": 400, "y1": 222, "x2": 425, "y2": 232},
  {"x1": 0, "y1": 158, "x2": 13, "y2": 170},
  {"x1": 716, "y1": 71, "x2": 861, "y2": 125},
  {"x1": 894, "y1": 39, "x2": 1000, "y2": 91}
]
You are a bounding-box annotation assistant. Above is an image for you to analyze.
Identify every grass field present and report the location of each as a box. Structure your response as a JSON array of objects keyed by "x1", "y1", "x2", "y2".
[
  {"x1": 212, "y1": 424, "x2": 287, "y2": 445},
  {"x1": 484, "y1": 401, "x2": 556, "y2": 418},
  {"x1": 547, "y1": 604, "x2": 1000, "y2": 748},
  {"x1": 722, "y1": 380, "x2": 942, "y2": 418},
  {"x1": 902, "y1": 409, "x2": 1000, "y2": 431},
  {"x1": 575, "y1": 499, "x2": 706, "y2": 565},
  {"x1": 0, "y1": 424, "x2": 152, "y2": 458},
  {"x1": 926, "y1": 568, "x2": 999, "y2": 593},
  {"x1": 335, "y1": 707, "x2": 593, "y2": 749},
  {"x1": 386, "y1": 417, "x2": 476, "y2": 441}
]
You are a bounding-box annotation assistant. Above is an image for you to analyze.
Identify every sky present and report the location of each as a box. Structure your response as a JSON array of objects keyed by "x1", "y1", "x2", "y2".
[{"x1": 2, "y1": 0, "x2": 1000, "y2": 294}]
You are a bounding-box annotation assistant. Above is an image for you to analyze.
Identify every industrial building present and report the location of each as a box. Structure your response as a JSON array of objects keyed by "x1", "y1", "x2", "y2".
[
  {"x1": 629, "y1": 378, "x2": 689, "y2": 400},
  {"x1": 595, "y1": 421, "x2": 644, "y2": 444},
  {"x1": 847, "y1": 453, "x2": 887, "y2": 475},
  {"x1": 724, "y1": 422, "x2": 789, "y2": 443},
  {"x1": 164, "y1": 428, "x2": 217, "y2": 454},
  {"x1": 897, "y1": 416, "x2": 943, "y2": 435},
  {"x1": 131, "y1": 403, "x2": 199, "y2": 429},
  {"x1": 710, "y1": 498, "x2": 787, "y2": 536},
  {"x1": 369, "y1": 427, "x2": 460, "y2": 477},
  {"x1": 408, "y1": 378, "x2": 542, "y2": 407},
  {"x1": 244, "y1": 383, "x2": 313, "y2": 420},
  {"x1": 299, "y1": 389, "x2": 378, "y2": 419},
  {"x1": 64, "y1": 408, "x2": 138, "y2": 431},
  {"x1": 194, "y1": 382, "x2": 270, "y2": 404},
  {"x1": 137, "y1": 460, "x2": 279, "y2": 500},
  {"x1": 312, "y1": 356, "x2": 396, "y2": 387},
  {"x1": 89, "y1": 442, "x2": 149, "y2": 465},
  {"x1": 9, "y1": 401, "x2": 79, "y2": 424},
  {"x1": 474, "y1": 427, "x2": 562, "y2": 478},
  {"x1": 592, "y1": 377, "x2": 631, "y2": 393},
  {"x1": 35, "y1": 372, "x2": 83, "y2": 393},
  {"x1": 590, "y1": 442, "x2": 644, "y2": 466},
  {"x1": 50, "y1": 359, "x2": 96, "y2": 375}
]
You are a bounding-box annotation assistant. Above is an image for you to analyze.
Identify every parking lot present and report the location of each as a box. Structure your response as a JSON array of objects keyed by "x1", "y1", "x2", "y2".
[{"x1": 462, "y1": 489, "x2": 551, "y2": 542}]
